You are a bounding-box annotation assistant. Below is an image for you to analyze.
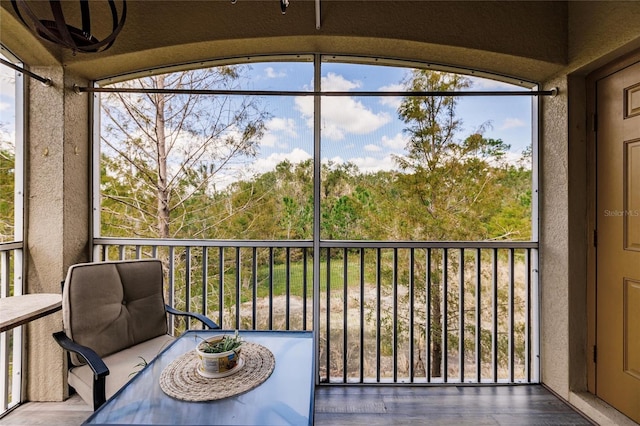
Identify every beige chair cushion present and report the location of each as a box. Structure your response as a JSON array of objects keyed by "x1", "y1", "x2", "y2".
[
  {"x1": 62, "y1": 259, "x2": 169, "y2": 366},
  {"x1": 68, "y1": 334, "x2": 175, "y2": 406}
]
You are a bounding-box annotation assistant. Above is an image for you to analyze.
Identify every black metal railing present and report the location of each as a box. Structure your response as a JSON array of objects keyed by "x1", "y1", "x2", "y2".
[
  {"x1": 93, "y1": 238, "x2": 539, "y2": 385},
  {"x1": 0, "y1": 241, "x2": 24, "y2": 416}
]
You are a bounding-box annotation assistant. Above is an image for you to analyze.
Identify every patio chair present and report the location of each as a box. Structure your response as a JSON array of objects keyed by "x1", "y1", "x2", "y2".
[{"x1": 52, "y1": 259, "x2": 218, "y2": 410}]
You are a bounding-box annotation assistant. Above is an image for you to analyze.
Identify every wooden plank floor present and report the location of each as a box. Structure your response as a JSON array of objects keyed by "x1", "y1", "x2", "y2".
[
  {"x1": 314, "y1": 385, "x2": 595, "y2": 425},
  {"x1": 0, "y1": 385, "x2": 595, "y2": 425}
]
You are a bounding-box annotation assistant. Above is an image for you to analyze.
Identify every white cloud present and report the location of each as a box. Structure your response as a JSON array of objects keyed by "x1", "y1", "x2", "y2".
[
  {"x1": 264, "y1": 67, "x2": 286, "y2": 79},
  {"x1": 323, "y1": 98, "x2": 391, "y2": 140},
  {"x1": 295, "y1": 73, "x2": 391, "y2": 141},
  {"x1": 324, "y1": 155, "x2": 345, "y2": 165},
  {"x1": 249, "y1": 148, "x2": 312, "y2": 175},
  {"x1": 322, "y1": 153, "x2": 398, "y2": 174},
  {"x1": 379, "y1": 83, "x2": 404, "y2": 92},
  {"x1": 378, "y1": 83, "x2": 404, "y2": 109},
  {"x1": 0, "y1": 71, "x2": 15, "y2": 126},
  {"x1": 364, "y1": 144, "x2": 381, "y2": 152},
  {"x1": 500, "y1": 118, "x2": 526, "y2": 130},
  {"x1": 488, "y1": 150, "x2": 529, "y2": 169},
  {"x1": 322, "y1": 72, "x2": 361, "y2": 91},
  {"x1": 504, "y1": 151, "x2": 525, "y2": 166},
  {"x1": 259, "y1": 133, "x2": 279, "y2": 148},
  {"x1": 260, "y1": 117, "x2": 298, "y2": 148},
  {"x1": 470, "y1": 76, "x2": 519, "y2": 90},
  {"x1": 266, "y1": 117, "x2": 297, "y2": 136},
  {"x1": 0, "y1": 70, "x2": 16, "y2": 99},
  {"x1": 0, "y1": 128, "x2": 15, "y2": 148},
  {"x1": 350, "y1": 154, "x2": 398, "y2": 174},
  {"x1": 381, "y1": 133, "x2": 407, "y2": 151}
]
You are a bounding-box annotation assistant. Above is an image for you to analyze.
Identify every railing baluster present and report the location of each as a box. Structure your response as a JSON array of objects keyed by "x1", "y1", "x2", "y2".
[
  {"x1": 268, "y1": 247, "x2": 274, "y2": 331},
  {"x1": 0, "y1": 329, "x2": 8, "y2": 412},
  {"x1": 525, "y1": 248, "x2": 531, "y2": 382},
  {"x1": 426, "y1": 247, "x2": 432, "y2": 383},
  {"x1": 10, "y1": 249, "x2": 21, "y2": 410},
  {"x1": 0, "y1": 251, "x2": 8, "y2": 296},
  {"x1": 475, "y1": 248, "x2": 482, "y2": 383},
  {"x1": 168, "y1": 246, "x2": 175, "y2": 333},
  {"x1": 218, "y1": 247, "x2": 224, "y2": 329},
  {"x1": 326, "y1": 247, "x2": 331, "y2": 382},
  {"x1": 532, "y1": 248, "x2": 540, "y2": 382},
  {"x1": 376, "y1": 248, "x2": 381, "y2": 383},
  {"x1": 303, "y1": 248, "x2": 308, "y2": 331},
  {"x1": 393, "y1": 247, "x2": 398, "y2": 383},
  {"x1": 185, "y1": 246, "x2": 191, "y2": 329},
  {"x1": 0, "y1": 250, "x2": 10, "y2": 411},
  {"x1": 459, "y1": 248, "x2": 465, "y2": 382},
  {"x1": 409, "y1": 248, "x2": 415, "y2": 383},
  {"x1": 202, "y1": 247, "x2": 208, "y2": 324},
  {"x1": 286, "y1": 247, "x2": 291, "y2": 330},
  {"x1": 235, "y1": 247, "x2": 241, "y2": 330},
  {"x1": 492, "y1": 248, "x2": 498, "y2": 382},
  {"x1": 343, "y1": 247, "x2": 348, "y2": 384},
  {"x1": 509, "y1": 248, "x2": 515, "y2": 383},
  {"x1": 252, "y1": 247, "x2": 257, "y2": 330},
  {"x1": 0, "y1": 246, "x2": 23, "y2": 413},
  {"x1": 359, "y1": 248, "x2": 365, "y2": 383},
  {"x1": 443, "y1": 248, "x2": 449, "y2": 383}
]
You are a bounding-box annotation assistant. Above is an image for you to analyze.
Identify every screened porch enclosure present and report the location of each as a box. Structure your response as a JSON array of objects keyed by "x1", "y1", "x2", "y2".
[
  {"x1": 89, "y1": 56, "x2": 540, "y2": 385},
  {"x1": 1, "y1": 54, "x2": 543, "y2": 415}
]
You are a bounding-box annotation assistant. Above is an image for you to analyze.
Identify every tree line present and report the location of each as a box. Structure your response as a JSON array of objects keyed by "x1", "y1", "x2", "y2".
[{"x1": 99, "y1": 68, "x2": 532, "y2": 243}]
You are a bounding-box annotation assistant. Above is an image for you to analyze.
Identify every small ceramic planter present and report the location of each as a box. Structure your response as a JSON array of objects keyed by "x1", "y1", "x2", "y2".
[{"x1": 195, "y1": 335, "x2": 244, "y2": 378}]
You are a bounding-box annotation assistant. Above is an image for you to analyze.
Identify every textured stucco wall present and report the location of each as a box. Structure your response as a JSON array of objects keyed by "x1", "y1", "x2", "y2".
[
  {"x1": 0, "y1": 1, "x2": 569, "y2": 83},
  {"x1": 569, "y1": 1, "x2": 640, "y2": 74},
  {"x1": 539, "y1": 75, "x2": 570, "y2": 398},
  {"x1": 539, "y1": 73, "x2": 589, "y2": 399},
  {"x1": 24, "y1": 66, "x2": 90, "y2": 401},
  {"x1": 25, "y1": 65, "x2": 66, "y2": 402}
]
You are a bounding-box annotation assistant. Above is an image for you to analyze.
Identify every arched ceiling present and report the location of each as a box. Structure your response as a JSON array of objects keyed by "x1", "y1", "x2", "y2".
[{"x1": 1, "y1": 1, "x2": 571, "y2": 83}]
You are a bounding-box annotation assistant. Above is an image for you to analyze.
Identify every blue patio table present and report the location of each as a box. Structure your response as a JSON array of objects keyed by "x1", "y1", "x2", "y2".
[{"x1": 83, "y1": 330, "x2": 314, "y2": 426}]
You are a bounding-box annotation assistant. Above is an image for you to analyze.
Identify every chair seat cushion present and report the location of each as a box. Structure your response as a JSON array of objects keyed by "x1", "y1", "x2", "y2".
[{"x1": 68, "y1": 334, "x2": 175, "y2": 407}]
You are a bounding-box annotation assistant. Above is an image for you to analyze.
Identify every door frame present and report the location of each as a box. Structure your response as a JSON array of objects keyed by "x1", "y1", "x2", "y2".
[{"x1": 586, "y1": 48, "x2": 640, "y2": 395}]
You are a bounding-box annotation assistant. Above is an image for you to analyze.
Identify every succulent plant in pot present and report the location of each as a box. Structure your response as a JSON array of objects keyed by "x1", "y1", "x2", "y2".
[{"x1": 195, "y1": 331, "x2": 244, "y2": 377}]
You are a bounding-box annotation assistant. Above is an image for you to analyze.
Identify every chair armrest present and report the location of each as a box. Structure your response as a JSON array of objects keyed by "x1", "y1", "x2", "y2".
[
  {"x1": 52, "y1": 331, "x2": 109, "y2": 378},
  {"x1": 165, "y1": 305, "x2": 219, "y2": 329},
  {"x1": 53, "y1": 331, "x2": 109, "y2": 410}
]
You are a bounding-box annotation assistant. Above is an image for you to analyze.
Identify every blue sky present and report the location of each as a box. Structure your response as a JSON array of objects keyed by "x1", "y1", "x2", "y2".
[
  {"x1": 0, "y1": 57, "x2": 532, "y2": 177},
  {"x1": 240, "y1": 60, "x2": 532, "y2": 177},
  {"x1": 0, "y1": 58, "x2": 15, "y2": 149}
]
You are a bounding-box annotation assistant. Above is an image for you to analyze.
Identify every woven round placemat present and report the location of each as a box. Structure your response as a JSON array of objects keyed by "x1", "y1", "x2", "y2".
[{"x1": 159, "y1": 342, "x2": 275, "y2": 402}]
